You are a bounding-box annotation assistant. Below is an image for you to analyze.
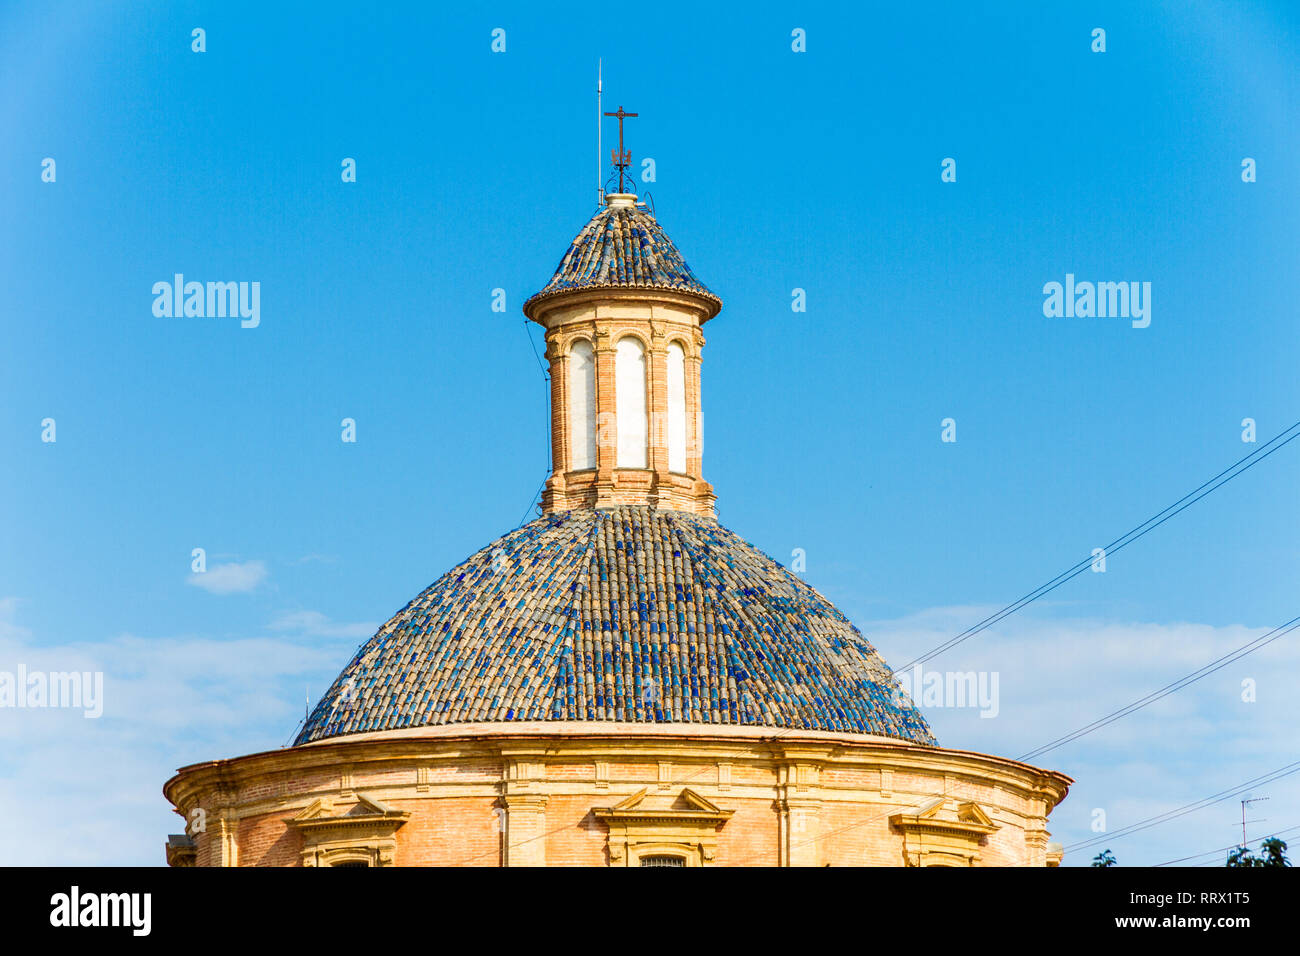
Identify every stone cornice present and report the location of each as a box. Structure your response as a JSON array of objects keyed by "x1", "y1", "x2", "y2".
[
  {"x1": 525, "y1": 285, "x2": 721, "y2": 324},
  {"x1": 164, "y1": 723, "x2": 1071, "y2": 815}
]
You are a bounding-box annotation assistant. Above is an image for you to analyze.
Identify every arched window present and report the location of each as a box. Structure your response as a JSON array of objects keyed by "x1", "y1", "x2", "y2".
[
  {"x1": 568, "y1": 339, "x2": 596, "y2": 470},
  {"x1": 666, "y1": 342, "x2": 687, "y2": 473},
  {"x1": 615, "y1": 337, "x2": 648, "y2": 468}
]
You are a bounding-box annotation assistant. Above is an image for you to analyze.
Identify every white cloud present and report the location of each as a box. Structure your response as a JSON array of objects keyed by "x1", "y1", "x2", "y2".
[
  {"x1": 0, "y1": 603, "x2": 348, "y2": 865},
  {"x1": 864, "y1": 607, "x2": 1300, "y2": 866},
  {"x1": 269, "y1": 610, "x2": 375, "y2": 639},
  {"x1": 186, "y1": 560, "x2": 267, "y2": 595}
]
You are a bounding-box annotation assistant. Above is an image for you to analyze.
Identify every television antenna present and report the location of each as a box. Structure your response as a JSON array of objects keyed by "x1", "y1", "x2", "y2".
[{"x1": 1240, "y1": 796, "x2": 1269, "y2": 846}]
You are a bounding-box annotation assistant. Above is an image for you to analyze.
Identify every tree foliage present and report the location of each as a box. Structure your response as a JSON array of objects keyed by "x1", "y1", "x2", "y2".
[{"x1": 1226, "y1": 837, "x2": 1290, "y2": 867}]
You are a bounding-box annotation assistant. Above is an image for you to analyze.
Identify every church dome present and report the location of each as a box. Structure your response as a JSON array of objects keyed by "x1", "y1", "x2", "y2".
[
  {"x1": 165, "y1": 141, "x2": 1072, "y2": 870},
  {"x1": 296, "y1": 506, "x2": 935, "y2": 746},
  {"x1": 522, "y1": 195, "x2": 722, "y2": 320}
]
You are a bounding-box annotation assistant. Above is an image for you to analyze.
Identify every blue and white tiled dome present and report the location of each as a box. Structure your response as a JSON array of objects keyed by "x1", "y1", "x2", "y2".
[
  {"x1": 522, "y1": 199, "x2": 722, "y2": 318},
  {"x1": 296, "y1": 507, "x2": 935, "y2": 746}
]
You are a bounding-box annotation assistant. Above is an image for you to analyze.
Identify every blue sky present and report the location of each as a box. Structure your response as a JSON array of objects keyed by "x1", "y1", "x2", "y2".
[{"x1": 2, "y1": 0, "x2": 1297, "y2": 865}]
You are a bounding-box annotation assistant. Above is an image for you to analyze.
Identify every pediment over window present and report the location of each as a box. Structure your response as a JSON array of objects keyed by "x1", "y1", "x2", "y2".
[
  {"x1": 286, "y1": 794, "x2": 410, "y2": 867},
  {"x1": 597, "y1": 787, "x2": 731, "y2": 821},
  {"x1": 291, "y1": 794, "x2": 405, "y2": 821},
  {"x1": 595, "y1": 788, "x2": 733, "y2": 867},
  {"x1": 890, "y1": 799, "x2": 1000, "y2": 867}
]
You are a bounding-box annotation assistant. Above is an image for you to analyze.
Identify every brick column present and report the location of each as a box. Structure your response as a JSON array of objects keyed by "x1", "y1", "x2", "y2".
[
  {"x1": 210, "y1": 809, "x2": 238, "y2": 867},
  {"x1": 686, "y1": 331, "x2": 704, "y2": 478},
  {"x1": 777, "y1": 752, "x2": 827, "y2": 866},
  {"x1": 502, "y1": 794, "x2": 549, "y2": 867},
  {"x1": 1023, "y1": 795, "x2": 1051, "y2": 866},
  {"x1": 647, "y1": 326, "x2": 670, "y2": 504},
  {"x1": 780, "y1": 798, "x2": 824, "y2": 867},
  {"x1": 593, "y1": 327, "x2": 617, "y2": 507},
  {"x1": 547, "y1": 338, "x2": 568, "y2": 476},
  {"x1": 543, "y1": 338, "x2": 568, "y2": 511}
]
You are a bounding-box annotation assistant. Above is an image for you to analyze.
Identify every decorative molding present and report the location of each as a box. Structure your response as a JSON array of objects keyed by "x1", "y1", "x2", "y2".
[
  {"x1": 287, "y1": 794, "x2": 410, "y2": 868},
  {"x1": 890, "y1": 799, "x2": 1000, "y2": 867},
  {"x1": 163, "y1": 727, "x2": 1073, "y2": 867},
  {"x1": 595, "y1": 788, "x2": 733, "y2": 867},
  {"x1": 505, "y1": 758, "x2": 545, "y2": 790}
]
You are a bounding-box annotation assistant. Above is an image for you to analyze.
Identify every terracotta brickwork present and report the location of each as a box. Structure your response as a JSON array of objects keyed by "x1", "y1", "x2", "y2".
[{"x1": 164, "y1": 724, "x2": 1070, "y2": 867}]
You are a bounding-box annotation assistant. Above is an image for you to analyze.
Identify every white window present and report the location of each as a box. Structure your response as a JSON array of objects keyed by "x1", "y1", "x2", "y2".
[
  {"x1": 616, "y1": 337, "x2": 648, "y2": 468},
  {"x1": 569, "y1": 339, "x2": 596, "y2": 470},
  {"x1": 666, "y1": 342, "x2": 687, "y2": 473}
]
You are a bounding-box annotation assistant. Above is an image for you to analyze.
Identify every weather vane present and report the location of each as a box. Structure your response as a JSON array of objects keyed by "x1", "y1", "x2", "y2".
[{"x1": 604, "y1": 104, "x2": 637, "y2": 193}]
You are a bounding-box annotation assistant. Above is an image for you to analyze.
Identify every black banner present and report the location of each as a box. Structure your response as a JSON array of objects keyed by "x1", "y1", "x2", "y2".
[{"x1": 1, "y1": 866, "x2": 1291, "y2": 942}]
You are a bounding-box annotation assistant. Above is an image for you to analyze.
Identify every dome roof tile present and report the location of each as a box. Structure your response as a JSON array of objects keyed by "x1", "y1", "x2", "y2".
[
  {"x1": 522, "y1": 201, "x2": 721, "y2": 318},
  {"x1": 296, "y1": 507, "x2": 934, "y2": 746}
]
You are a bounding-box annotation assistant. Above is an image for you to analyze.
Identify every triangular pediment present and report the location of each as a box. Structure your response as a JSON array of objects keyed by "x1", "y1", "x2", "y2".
[
  {"x1": 597, "y1": 787, "x2": 733, "y2": 826},
  {"x1": 674, "y1": 788, "x2": 722, "y2": 813},
  {"x1": 956, "y1": 801, "x2": 995, "y2": 827},
  {"x1": 291, "y1": 797, "x2": 334, "y2": 821},
  {"x1": 611, "y1": 788, "x2": 650, "y2": 812},
  {"x1": 912, "y1": 797, "x2": 945, "y2": 819},
  {"x1": 890, "y1": 799, "x2": 999, "y2": 839},
  {"x1": 608, "y1": 787, "x2": 725, "y2": 815},
  {"x1": 289, "y1": 793, "x2": 406, "y2": 825},
  {"x1": 349, "y1": 794, "x2": 398, "y2": 816}
]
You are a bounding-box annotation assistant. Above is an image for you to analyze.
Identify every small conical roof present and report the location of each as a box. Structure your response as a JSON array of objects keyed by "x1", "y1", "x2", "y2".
[{"x1": 523, "y1": 194, "x2": 721, "y2": 319}]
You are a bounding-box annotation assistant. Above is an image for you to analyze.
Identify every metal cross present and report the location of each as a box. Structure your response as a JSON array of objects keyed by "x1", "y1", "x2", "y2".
[{"x1": 603, "y1": 105, "x2": 638, "y2": 193}]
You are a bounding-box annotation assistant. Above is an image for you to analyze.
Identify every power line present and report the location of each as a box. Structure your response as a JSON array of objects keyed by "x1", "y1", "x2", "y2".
[
  {"x1": 1152, "y1": 823, "x2": 1300, "y2": 867},
  {"x1": 1065, "y1": 759, "x2": 1300, "y2": 853},
  {"x1": 516, "y1": 317, "x2": 551, "y2": 528},
  {"x1": 1019, "y1": 614, "x2": 1300, "y2": 762},
  {"x1": 895, "y1": 421, "x2": 1300, "y2": 673},
  {"x1": 522, "y1": 318, "x2": 551, "y2": 469}
]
